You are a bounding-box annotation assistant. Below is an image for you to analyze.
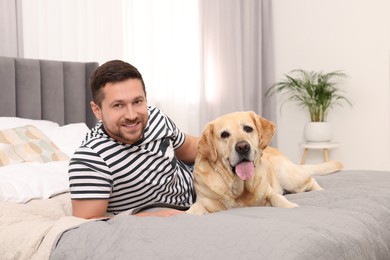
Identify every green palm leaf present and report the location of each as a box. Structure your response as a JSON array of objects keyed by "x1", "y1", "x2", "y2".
[{"x1": 265, "y1": 69, "x2": 352, "y2": 122}]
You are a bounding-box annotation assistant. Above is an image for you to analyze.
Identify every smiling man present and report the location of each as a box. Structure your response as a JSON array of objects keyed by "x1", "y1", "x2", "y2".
[{"x1": 68, "y1": 60, "x2": 198, "y2": 219}]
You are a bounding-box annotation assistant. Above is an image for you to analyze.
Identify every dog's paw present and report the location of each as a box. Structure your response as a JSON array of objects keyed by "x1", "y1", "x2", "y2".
[
  {"x1": 186, "y1": 202, "x2": 208, "y2": 215},
  {"x1": 288, "y1": 202, "x2": 299, "y2": 208},
  {"x1": 270, "y1": 194, "x2": 299, "y2": 208}
]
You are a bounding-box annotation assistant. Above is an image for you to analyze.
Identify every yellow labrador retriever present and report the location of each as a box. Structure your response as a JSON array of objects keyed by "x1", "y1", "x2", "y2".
[{"x1": 187, "y1": 111, "x2": 343, "y2": 215}]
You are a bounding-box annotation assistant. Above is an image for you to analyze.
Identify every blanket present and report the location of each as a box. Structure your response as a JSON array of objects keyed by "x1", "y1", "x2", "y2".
[
  {"x1": 0, "y1": 193, "x2": 90, "y2": 260},
  {"x1": 2, "y1": 170, "x2": 390, "y2": 260},
  {"x1": 49, "y1": 170, "x2": 390, "y2": 260}
]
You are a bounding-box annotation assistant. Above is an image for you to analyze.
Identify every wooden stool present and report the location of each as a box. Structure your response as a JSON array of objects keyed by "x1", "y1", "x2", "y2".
[{"x1": 300, "y1": 142, "x2": 339, "y2": 164}]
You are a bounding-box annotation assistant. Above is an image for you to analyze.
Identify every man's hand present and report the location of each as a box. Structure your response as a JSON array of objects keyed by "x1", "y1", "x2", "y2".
[{"x1": 134, "y1": 209, "x2": 186, "y2": 217}]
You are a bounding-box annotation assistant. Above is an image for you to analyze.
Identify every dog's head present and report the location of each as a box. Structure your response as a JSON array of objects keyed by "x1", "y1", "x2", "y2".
[{"x1": 197, "y1": 111, "x2": 275, "y2": 180}]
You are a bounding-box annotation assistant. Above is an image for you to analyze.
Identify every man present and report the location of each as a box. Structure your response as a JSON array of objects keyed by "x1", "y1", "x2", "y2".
[{"x1": 69, "y1": 60, "x2": 198, "y2": 219}]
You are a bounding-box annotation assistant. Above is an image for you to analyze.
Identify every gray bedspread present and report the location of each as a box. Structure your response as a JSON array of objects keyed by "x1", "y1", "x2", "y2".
[{"x1": 50, "y1": 170, "x2": 390, "y2": 260}]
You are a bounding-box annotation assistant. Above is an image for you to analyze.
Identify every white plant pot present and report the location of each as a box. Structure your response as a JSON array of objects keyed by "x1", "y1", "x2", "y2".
[{"x1": 304, "y1": 122, "x2": 332, "y2": 142}]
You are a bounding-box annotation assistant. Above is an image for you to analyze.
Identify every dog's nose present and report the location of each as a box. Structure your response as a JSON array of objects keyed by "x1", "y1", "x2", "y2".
[{"x1": 235, "y1": 141, "x2": 250, "y2": 155}]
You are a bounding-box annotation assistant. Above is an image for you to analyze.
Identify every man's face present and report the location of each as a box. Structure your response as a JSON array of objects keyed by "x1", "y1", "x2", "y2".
[{"x1": 91, "y1": 78, "x2": 148, "y2": 144}]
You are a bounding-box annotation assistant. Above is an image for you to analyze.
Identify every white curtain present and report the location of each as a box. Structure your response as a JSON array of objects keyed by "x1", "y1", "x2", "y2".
[
  {"x1": 13, "y1": 0, "x2": 275, "y2": 138},
  {"x1": 20, "y1": 0, "x2": 124, "y2": 65},
  {"x1": 123, "y1": 0, "x2": 275, "y2": 136},
  {"x1": 0, "y1": 0, "x2": 23, "y2": 57},
  {"x1": 122, "y1": 0, "x2": 201, "y2": 135},
  {"x1": 198, "y1": 0, "x2": 276, "y2": 131}
]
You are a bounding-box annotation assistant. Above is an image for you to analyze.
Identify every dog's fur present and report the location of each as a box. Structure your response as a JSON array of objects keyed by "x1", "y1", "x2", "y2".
[{"x1": 186, "y1": 111, "x2": 343, "y2": 215}]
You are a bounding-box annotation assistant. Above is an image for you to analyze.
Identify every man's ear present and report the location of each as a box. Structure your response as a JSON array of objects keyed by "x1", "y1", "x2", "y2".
[
  {"x1": 90, "y1": 101, "x2": 102, "y2": 121},
  {"x1": 197, "y1": 123, "x2": 218, "y2": 163},
  {"x1": 251, "y1": 112, "x2": 276, "y2": 149}
]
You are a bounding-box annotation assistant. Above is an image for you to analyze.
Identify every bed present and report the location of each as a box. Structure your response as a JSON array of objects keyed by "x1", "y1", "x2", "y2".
[{"x1": 1, "y1": 56, "x2": 390, "y2": 260}]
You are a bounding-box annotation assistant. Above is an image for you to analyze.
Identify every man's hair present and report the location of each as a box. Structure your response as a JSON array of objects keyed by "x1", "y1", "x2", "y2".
[{"x1": 90, "y1": 60, "x2": 146, "y2": 106}]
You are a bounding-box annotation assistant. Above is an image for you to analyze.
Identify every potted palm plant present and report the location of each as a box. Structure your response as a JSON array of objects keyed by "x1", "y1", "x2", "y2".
[{"x1": 265, "y1": 69, "x2": 352, "y2": 142}]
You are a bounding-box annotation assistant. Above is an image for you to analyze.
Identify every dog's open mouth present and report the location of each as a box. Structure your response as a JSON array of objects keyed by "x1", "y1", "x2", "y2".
[{"x1": 232, "y1": 159, "x2": 255, "y2": 181}]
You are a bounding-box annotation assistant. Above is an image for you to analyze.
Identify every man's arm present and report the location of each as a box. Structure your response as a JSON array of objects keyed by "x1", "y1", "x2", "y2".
[
  {"x1": 72, "y1": 199, "x2": 186, "y2": 218},
  {"x1": 175, "y1": 134, "x2": 199, "y2": 163},
  {"x1": 72, "y1": 199, "x2": 109, "y2": 219},
  {"x1": 134, "y1": 209, "x2": 185, "y2": 217}
]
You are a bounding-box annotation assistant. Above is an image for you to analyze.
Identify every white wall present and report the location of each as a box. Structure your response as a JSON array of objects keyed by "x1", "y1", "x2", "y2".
[{"x1": 272, "y1": 0, "x2": 390, "y2": 171}]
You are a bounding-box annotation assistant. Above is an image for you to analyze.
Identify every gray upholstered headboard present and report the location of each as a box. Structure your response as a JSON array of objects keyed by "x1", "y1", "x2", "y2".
[{"x1": 0, "y1": 56, "x2": 99, "y2": 128}]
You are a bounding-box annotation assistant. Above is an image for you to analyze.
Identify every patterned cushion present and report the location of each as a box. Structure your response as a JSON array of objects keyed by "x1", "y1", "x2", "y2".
[{"x1": 0, "y1": 125, "x2": 69, "y2": 166}]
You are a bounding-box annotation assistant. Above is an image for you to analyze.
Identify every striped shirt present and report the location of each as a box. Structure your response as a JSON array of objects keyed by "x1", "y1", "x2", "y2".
[{"x1": 68, "y1": 106, "x2": 195, "y2": 214}]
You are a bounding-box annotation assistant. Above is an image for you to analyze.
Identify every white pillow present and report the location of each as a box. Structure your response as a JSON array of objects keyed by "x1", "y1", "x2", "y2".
[
  {"x1": 0, "y1": 161, "x2": 70, "y2": 203},
  {"x1": 0, "y1": 117, "x2": 60, "y2": 132},
  {"x1": 45, "y1": 123, "x2": 90, "y2": 157}
]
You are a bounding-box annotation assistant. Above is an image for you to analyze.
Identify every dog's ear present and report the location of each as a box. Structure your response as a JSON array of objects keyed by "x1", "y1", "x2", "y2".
[
  {"x1": 251, "y1": 112, "x2": 276, "y2": 149},
  {"x1": 197, "y1": 123, "x2": 218, "y2": 163}
]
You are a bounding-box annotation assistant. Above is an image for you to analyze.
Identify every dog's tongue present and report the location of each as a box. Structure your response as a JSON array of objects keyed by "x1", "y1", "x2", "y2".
[{"x1": 235, "y1": 161, "x2": 254, "y2": 180}]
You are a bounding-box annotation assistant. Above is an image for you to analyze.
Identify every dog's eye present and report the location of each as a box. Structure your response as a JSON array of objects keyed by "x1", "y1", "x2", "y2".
[
  {"x1": 220, "y1": 131, "x2": 230, "y2": 139},
  {"x1": 243, "y1": 125, "x2": 253, "y2": 133}
]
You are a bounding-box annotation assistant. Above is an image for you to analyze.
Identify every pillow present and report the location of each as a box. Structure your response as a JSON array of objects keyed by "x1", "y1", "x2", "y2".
[
  {"x1": 0, "y1": 117, "x2": 60, "y2": 131},
  {"x1": 0, "y1": 125, "x2": 69, "y2": 166},
  {"x1": 44, "y1": 123, "x2": 90, "y2": 157},
  {"x1": 0, "y1": 161, "x2": 70, "y2": 203},
  {"x1": 0, "y1": 117, "x2": 91, "y2": 157}
]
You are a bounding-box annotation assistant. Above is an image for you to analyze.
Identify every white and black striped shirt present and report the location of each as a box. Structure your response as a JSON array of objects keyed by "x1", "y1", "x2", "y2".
[{"x1": 68, "y1": 106, "x2": 195, "y2": 214}]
